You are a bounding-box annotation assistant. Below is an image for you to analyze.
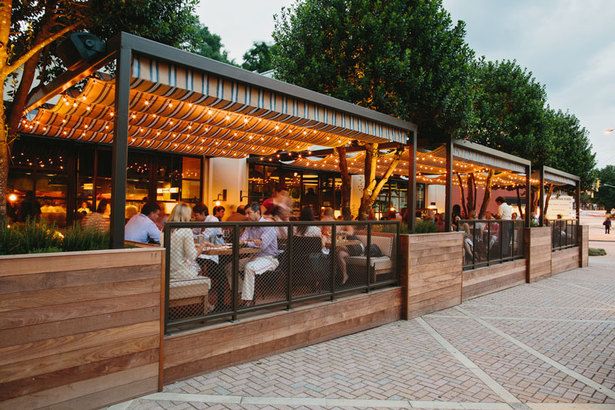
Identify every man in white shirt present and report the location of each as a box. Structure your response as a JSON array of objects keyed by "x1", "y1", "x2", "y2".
[
  {"x1": 495, "y1": 197, "x2": 513, "y2": 256},
  {"x1": 495, "y1": 197, "x2": 513, "y2": 220},
  {"x1": 125, "y1": 201, "x2": 161, "y2": 244}
]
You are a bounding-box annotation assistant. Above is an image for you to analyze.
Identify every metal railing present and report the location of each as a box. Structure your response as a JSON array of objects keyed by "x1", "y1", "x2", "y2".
[
  {"x1": 457, "y1": 219, "x2": 525, "y2": 270},
  {"x1": 549, "y1": 219, "x2": 579, "y2": 251},
  {"x1": 162, "y1": 220, "x2": 400, "y2": 334}
]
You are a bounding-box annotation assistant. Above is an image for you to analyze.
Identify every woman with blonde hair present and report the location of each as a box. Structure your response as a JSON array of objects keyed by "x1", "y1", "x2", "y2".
[{"x1": 166, "y1": 203, "x2": 209, "y2": 284}]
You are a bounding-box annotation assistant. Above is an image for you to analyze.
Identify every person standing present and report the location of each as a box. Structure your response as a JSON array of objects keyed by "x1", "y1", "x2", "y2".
[
  {"x1": 604, "y1": 217, "x2": 612, "y2": 234},
  {"x1": 495, "y1": 197, "x2": 512, "y2": 256},
  {"x1": 18, "y1": 191, "x2": 41, "y2": 222}
]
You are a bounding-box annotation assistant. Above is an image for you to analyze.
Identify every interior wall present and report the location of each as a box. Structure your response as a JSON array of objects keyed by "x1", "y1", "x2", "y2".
[
  {"x1": 206, "y1": 158, "x2": 249, "y2": 210},
  {"x1": 350, "y1": 175, "x2": 364, "y2": 217},
  {"x1": 427, "y1": 184, "x2": 527, "y2": 217}
]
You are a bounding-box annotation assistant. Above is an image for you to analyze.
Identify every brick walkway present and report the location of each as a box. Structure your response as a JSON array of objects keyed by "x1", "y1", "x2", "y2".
[{"x1": 112, "y1": 250, "x2": 615, "y2": 410}]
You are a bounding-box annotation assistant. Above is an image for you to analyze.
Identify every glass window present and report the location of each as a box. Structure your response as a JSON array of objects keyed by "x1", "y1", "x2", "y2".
[{"x1": 181, "y1": 156, "x2": 201, "y2": 203}]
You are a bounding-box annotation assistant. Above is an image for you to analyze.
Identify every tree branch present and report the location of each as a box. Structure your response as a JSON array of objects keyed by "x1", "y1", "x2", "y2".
[
  {"x1": 370, "y1": 148, "x2": 403, "y2": 202},
  {"x1": 2, "y1": 23, "x2": 79, "y2": 78}
]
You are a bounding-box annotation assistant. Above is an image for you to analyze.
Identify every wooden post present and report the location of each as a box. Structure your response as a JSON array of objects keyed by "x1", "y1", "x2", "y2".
[
  {"x1": 539, "y1": 166, "x2": 545, "y2": 226},
  {"x1": 525, "y1": 164, "x2": 531, "y2": 228}
]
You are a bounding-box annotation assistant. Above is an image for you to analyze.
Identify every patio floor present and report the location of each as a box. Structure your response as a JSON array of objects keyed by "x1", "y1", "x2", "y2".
[{"x1": 110, "y1": 245, "x2": 615, "y2": 410}]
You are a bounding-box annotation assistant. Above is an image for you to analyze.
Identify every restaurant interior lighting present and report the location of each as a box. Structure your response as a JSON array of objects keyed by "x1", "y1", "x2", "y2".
[{"x1": 8, "y1": 193, "x2": 18, "y2": 202}]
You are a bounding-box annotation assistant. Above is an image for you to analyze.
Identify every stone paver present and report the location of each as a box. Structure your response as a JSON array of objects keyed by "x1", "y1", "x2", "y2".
[{"x1": 113, "y1": 246, "x2": 615, "y2": 410}]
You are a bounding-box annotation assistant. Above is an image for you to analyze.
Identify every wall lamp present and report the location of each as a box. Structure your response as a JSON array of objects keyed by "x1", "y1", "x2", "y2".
[{"x1": 215, "y1": 189, "x2": 227, "y2": 206}]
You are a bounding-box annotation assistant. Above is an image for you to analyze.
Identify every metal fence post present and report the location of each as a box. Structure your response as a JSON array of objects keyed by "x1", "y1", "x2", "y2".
[
  {"x1": 366, "y1": 223, "x2": 372, "y2": 292},
  {"x1": 232, "y1": 224, "x2": 239, "y2": 321},
  {"x1": 163, "y1": 224, "x2": 171, "y2": 335},
  {"x1": 330, "y1": 224, "x2": 337, "y2": 301},
  {"x1": 287, "y1": 224, "x2": 293, "y2": 310}
]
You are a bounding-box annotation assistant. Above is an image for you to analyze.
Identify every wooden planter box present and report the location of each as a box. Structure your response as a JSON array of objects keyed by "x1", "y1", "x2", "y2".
[{"x1": 0, "y1": 248, "x2": 164, "y2": 409}]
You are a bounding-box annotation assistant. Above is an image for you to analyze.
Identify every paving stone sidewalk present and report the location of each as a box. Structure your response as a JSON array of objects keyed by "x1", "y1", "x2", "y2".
[{"x1": 112, "y1": 251, "x2": 615, "y2": 410}]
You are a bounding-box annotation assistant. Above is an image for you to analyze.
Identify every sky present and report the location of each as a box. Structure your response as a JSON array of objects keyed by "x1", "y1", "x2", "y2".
[{"x1": 197, "y1": 0, "x2": 615, "y2": 168}]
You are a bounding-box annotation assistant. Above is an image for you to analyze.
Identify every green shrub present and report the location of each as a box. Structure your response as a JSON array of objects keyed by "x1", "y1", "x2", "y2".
[
  {"x1": 415, "y1": 220, "x2": 438, "y2": 233},
  {"x1": 589, "y1": 248, "x2": 606, "y2": 256},
  {"x1": 62, "y1": 225, "x2": 110, "y2": 252},
  {"x1": 0, "y1": 218, "x2": 109, "y2": 256}
]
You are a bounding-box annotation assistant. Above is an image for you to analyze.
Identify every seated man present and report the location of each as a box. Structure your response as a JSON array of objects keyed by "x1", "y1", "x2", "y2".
[
  {"x1": 125, "y1": 201, "x2": 161, "y2": 244},
  {"x1": 235, "y1": 202, "x2": 279, "y2": 304}
]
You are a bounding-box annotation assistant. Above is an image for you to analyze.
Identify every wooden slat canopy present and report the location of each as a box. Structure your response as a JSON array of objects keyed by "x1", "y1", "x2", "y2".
[
  {"x1": 284, "y1": 146, "x2": 536, "y2": 188},
  {"x1": 19, "y1": 35, "x2": 415, "y2": 158}
]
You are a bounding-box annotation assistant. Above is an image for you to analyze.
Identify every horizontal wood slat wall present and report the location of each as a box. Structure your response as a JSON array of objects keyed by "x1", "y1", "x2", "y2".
[
  {"x1": 462, "y1": 259, "x2": 526, "y2": 300},
  {"x1": 0, "y1": 248, "x2": 163, "y2": 410},
  {"x1": 552, "y1": 247, "x2": 580, "y2": 275},
  {"x1": 526, "y1": 227, "x2": 552, "y2": 283},
  {"x1": 401, "y1": 233, "x2": 463, "y2": 319},
  {"x1": 164, "y1": 288, "x2": 401, "y2": 384}
]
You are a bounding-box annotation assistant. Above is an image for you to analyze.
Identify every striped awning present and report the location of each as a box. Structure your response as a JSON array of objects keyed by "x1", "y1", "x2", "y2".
[
  {"x1": 286, "y1": 146, "x2": 535, "y2": 188},
  {"x1": 20, "y1": 51, "x2": 413, "y2": 158}
]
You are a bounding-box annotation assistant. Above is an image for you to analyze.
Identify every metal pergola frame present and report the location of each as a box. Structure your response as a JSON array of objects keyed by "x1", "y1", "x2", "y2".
[
  {"x1": 109, "y1": 33, "x2": 417, "y2": 247},
  {"x1": 443, "y1": 139, "x2": 533, "y2": 230},
  {"x1": 538, "y1": 165, "x2": 581, "y2": 226}
]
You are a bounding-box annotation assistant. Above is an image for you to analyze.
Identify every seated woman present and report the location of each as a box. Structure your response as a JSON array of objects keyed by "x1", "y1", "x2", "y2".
[
  {"x1": 295, "y1": 206, "x2": 323, "y2": 238},
  {"x1": 461, "y1": 222, "x2": 474, "y2": 263},
  {"x1": 167, "y1": 203, "x2": 210, "y2": 285}
]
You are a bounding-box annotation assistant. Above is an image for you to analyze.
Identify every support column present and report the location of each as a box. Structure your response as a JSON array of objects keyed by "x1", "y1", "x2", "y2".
[
  {"x1": 575, "y1": 180, "x2": 581, "y2": 222},
  {"x1": 444, "y1": 139, "x2": 453, "y2": 232},
  {"x1": 407, "y1": 133, "x2": 417, "y2": 233},
  {"x1": 539, "y1": 166, "x2": 545, "y2": 226},
  {"x1": 111, "y1": 43, "x2": 131, "y2": 248},
  {"x1": 525, "y1": 164, "x2": 531, "y2": 228}
]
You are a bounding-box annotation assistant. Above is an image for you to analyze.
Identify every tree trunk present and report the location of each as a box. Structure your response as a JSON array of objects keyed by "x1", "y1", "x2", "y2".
[
  {"x1": 478, "y1": 170, "x2": 494, "y2": 218},
  {"x1": 470, "y1": 173, "x2": 477, "y2": 212},
  {"x1": 472, "y1": 174, "x2": 478, "y2": 212},
  {"x1": 0, "y1": 96, "x2": 8, "y2": 217},
  {"x1": 456, "y1": 173, "x2": 467, "y2": 218},
  {"x1": 516, "y1": 186, "x2": 524, "y2": 219},
  {"x1": 0, "y1": 0, "x2": 77, "y2": 217},
  {"x1": 543, "y1": 183, "x2": 555, "y2": 221},
  {"x1": 358, "y1": 143, "x2": 378, "y2": 219},
  {"x1": 0, "y1": 0, "x2": 11, "y2": 217},
  {"x1": 531, "y1": 186, "x2": 540, "y2": 215},
  {"x1": 335, "y1": 146, "x2": 351, "y2": 210},
  {"x1": 369, "y1": 147, "x2": 403, "y2": 203}
]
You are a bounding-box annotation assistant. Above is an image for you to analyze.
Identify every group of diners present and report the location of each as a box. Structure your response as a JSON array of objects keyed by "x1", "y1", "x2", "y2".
[
  {"x1": 454, "y1": 197, "x2": 521, "y2": 264},
  {"x1": 119, "y1": 187, "x2": 370, "y2": 311}
]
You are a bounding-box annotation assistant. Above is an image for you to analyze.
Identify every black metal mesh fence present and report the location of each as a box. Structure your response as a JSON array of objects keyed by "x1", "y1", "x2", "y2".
[
  {"x1": 163, "y1": 220, "x2": 400, "y2": 334},
  {"x1": 550, "y1": 219, "x2": 579, "y2": 251},
  {"x1": 457, "y1": 219, "x2": 525, "y2": 270}
]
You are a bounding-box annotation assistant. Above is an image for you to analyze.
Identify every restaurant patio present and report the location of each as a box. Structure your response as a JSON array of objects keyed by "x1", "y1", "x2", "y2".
[{"x1": 1, "y1": 32, "x2": 588, "y2": 409}]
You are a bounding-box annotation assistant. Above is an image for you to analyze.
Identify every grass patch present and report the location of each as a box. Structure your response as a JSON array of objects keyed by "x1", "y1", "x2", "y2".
[{"x1": 589, "y1": 248, "x2": 607, "y2": 256}]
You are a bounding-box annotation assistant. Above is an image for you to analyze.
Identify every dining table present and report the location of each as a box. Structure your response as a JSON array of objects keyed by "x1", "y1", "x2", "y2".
[{"x1": 199, "y1": 244, "x2": 261, "y2": 256}]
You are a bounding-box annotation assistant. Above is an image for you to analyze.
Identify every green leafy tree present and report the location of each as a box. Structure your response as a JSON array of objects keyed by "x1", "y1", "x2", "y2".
[
  {"x1": 543, "y1": 108, "x2": 595, "y2": 190},
  {"x1": 183, "y1": 23, "x2": 235, "y2": 65},
  {"x1": 1, "y1": 0, "x2": 231, "y2": 216},
  {"x1": 468, "y1": 59, "x2": 550, "y2": 165},
  {"x1": 595, "y1": 166, "x2": 615, "y2": 211},
  {"x1": 242, "y1": 41, "x2": 277, "y2": 73},
  {"x1": 273, "y1": 0, "x2": 475, "y2": 216},
  {"x1": 466, "y1": 60, "x2": 596, "y2": 215}
]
